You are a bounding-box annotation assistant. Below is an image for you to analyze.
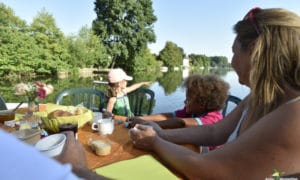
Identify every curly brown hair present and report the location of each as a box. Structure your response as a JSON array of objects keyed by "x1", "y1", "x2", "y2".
[{"x1": 183, "y1": 74, "x2": 230, "y2": 111}]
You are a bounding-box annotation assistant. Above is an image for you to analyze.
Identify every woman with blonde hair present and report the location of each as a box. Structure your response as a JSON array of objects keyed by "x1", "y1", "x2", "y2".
[{"x1": 129, "y1": 8, "x2": 300, "y2": 179}]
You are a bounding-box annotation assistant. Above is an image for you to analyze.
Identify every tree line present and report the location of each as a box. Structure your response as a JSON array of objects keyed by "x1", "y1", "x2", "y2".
[{"x1": 0, "y1": 1, "x2": 229, "y2": 79}]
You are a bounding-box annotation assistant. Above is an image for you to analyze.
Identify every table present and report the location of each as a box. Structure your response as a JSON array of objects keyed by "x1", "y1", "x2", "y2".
[
  {"x1": 79, "y1": 122, "x2": 150, "y2": 169},
  {"x1": 0, "y1": 109, "x2": 199, "y2": 178}
]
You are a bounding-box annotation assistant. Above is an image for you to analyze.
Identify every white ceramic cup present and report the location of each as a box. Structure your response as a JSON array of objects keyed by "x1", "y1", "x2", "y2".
[{"x1": 91, "y1": 118, "x2": 114, "y2": 135}]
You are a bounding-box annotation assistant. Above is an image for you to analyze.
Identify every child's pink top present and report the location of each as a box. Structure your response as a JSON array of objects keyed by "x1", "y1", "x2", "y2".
[{"x1": 174, "y1": 106, "x2": 223, "y2": 150}]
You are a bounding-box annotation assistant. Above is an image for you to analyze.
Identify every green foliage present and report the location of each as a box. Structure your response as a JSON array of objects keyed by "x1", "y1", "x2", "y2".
[
  {"x1": 188, "y1": 54, "x2": 229, "y2": 68},
  {"x1": 92, "y1": 0, "x2": 157, "y2": 72},
  {"x1": 158, "y1": 41, "x2": 184, "y2": 68},
  {"x1": 189, "y1": 54, "x2": 210, "y2": 67},
  {"x1": 210, "y1": 56, "x2": 228, "y2": 67},
  {"x1": 30, "y1": 9, "x2": 71, "y2": 74},
  {"x1": 66, "y1": 26, "x2": 111, "y2": 68},
  {"x1": 0, "y1": 4, "x2": 40, "y2": 77},
  {"x1": 0, "y1": 3, "x2": 27, "y2": 28},
  {"x1": 0, "y1": 2, "x2": 231, "y2": 79},
  {"x1": 132, "y1": 48, "x2": 160, "y2": 73}
]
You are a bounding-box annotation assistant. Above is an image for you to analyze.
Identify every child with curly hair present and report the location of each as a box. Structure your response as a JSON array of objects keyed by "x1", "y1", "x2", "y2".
[
  {"x1": 132, "y1": 74, "x2": 229, "y2": 150},
  {"x1": 106, "y1": 68, "x2": 151, "y2": 117}
]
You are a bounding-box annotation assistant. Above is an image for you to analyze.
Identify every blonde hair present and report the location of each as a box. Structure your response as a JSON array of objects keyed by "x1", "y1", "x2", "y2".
[
  {"x1": 234, "y1": 8, "x2": 300, "y2": 127},
  {"x1": 107, "y1": 83, "x2": 119, "y2": 97}
]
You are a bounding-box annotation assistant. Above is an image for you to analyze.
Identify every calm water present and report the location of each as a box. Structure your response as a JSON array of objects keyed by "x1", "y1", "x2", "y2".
[
  {"x1": 149, "y1": 70, "x2": 250, "y2": 114},
  {"x1": 0, "y1": 69, "x2": 250, "y2": 114}
]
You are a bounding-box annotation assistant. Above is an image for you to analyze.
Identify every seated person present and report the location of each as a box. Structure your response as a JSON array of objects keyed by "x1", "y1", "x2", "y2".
[
  {"x1": 106, "y1": 68, "x2": 151, "y2": 117},
  {"x1": 0, "y1": 130, "x2": 106, "y2": 179},
  {"x1": 133, "y1": 74, "x2": 229, "y2": 129},
  {"x1": 131, "y1": 74, "x2": 229, "y2": 151},
  {"x1": 128, "y1": 7, "x2": 300, "y2": 179}
]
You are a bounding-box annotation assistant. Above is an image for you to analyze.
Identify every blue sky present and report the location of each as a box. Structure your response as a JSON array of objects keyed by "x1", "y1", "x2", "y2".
[{"x1": 2, "y1": 0, "x2": 300, "y2": 61}]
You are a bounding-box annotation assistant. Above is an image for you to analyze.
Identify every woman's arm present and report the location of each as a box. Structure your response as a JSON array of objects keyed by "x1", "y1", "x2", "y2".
[
  {"x1": 129, "y1": 124, "x2": 231, "y2": 179},
  {"x1": 130, "y1": 98, "x2": 300, "y2": 179},
  {"x1": 156, "y1": 117, "x2": 198, "y2": 129},
  {"x1": 126, "y1": 81, "x2": 151, "y2": 93}
]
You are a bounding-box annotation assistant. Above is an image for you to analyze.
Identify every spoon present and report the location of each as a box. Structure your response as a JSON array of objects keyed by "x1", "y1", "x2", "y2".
[{"x1": 12, "y1": 102, "x2": 23, "y2": 113}]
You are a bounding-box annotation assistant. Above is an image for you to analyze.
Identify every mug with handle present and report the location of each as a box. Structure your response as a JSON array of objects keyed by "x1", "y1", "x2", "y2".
[{"x1": 91, "y1": 117, "x2": 114, "y2": 135}]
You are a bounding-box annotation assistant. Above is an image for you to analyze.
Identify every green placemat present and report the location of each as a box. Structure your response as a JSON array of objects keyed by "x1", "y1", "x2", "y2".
[{"x1": 94, "y1": 155, "x2": 178, "y2": 180}]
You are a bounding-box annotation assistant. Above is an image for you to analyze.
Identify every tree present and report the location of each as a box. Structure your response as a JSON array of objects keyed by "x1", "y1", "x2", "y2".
[
  {"x1": 92, "y1": 0, "x2": 157, "y2": 72},
  {"x1": 188, "y1": 54, "x2": 210, "y2": 68},
  {"x1": 67, "y1": 26, "x2": 111, "y2": 68},
  {"x1": 30, "y1": 8, "x2": 70, "y2": 74},
  {"x1": 0, "y1": 3, "x2": 40, "y2": 77},
  {"x1": 211, "y1": 56, "x2": 228, "y2": 67},
  {"x1": 158, "y1": 41, "x2": 184, "y2": 68},
  {"x1": 132, "y1": 48, "x2": 159, "y2": 72}
]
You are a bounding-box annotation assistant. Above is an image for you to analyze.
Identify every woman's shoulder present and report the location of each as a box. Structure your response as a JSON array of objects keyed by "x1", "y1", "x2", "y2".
[{"x1": 247, "y1": 98, "x2": 300, "y2": 145}]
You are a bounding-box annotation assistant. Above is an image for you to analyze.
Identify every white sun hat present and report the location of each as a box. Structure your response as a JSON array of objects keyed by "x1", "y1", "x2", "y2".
[{"x1": 108, "y1": 68, "x2": 133, "y2": 83}]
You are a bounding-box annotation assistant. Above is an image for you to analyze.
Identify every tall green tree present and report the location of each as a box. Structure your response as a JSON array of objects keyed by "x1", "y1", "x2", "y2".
[
  {"x1": 188, "y1": 54, "x2": 210, "y2": 68},
  {"x1": 158, "y1": 41, "x2": 184, "y2": 68},
  {"x1": 132, "y1": 48, "x2": 159, "y2": 72},
  {"x1": 92, "y1": 0, "x2": 157, "y2": 72},
  {"x1": 67, "y1": 26, "x2": 111, "y2": 68},
  {"x1": 0, "y1": 3, "x2": 40, "y2": 77},
  {"x1": 30, "y1": 8, "x2": 70, "y2": 74}
]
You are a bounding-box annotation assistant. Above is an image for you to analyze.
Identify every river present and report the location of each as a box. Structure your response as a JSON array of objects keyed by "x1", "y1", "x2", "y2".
[
  {"x1": 0, "y1": 69, "x2": 250, "y2": 114},
  {"x1": 149, "y1": 69, "x2": 249, "y2": 114}
]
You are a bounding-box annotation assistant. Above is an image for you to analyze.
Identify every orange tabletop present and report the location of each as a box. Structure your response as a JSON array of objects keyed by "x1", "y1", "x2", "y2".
[
  {"x1": 79, "y1": 119, "x2": 199, "y2": 176},
  {"x1": 0, "y1": 109, "x2": 199, "y2": 178},
  {"x1": 78, "y1": 122, "x2": 149, "y2": 170}
]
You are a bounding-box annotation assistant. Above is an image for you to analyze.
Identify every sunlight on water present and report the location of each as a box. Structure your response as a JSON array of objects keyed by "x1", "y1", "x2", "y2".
[{"x1": 150, "y1": 70, "x2": 250, "y2": 114}]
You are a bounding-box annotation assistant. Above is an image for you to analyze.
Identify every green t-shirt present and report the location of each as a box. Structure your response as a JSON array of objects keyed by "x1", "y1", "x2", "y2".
[{"x1": 112, "y1": 94, "x2": 134, "y2": 117}]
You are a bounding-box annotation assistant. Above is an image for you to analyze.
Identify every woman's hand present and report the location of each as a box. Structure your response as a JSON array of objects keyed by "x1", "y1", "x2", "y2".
[
  {"x1": 129, "y1": 124, "x2": 158, "y2": 151},
  {"x1": 128, "y1": 117, "x2": 162, "y2": 132}
]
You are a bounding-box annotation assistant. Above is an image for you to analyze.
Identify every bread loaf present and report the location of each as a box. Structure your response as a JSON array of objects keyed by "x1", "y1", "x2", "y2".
[
  {"x1": 89, "y1": 140, "x2": 111, "y2": 156},
  {"x1": 48, "y1": 110, "x2": 73, "y2": 119}
]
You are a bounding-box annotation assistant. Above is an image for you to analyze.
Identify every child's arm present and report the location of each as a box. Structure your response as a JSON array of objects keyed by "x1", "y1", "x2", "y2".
[
  {"x1": 138, "y1": 113, "x2": 174, "y2": 121},
  {"x1": 126, "y1": 81, "x2": 151, "y2": 93},
  {"x1": 106, "y1": 97, "x2": 117, "y2": 114},
  {"x1": 156, "y1": 118, "x2": 199, "y2": 129}
]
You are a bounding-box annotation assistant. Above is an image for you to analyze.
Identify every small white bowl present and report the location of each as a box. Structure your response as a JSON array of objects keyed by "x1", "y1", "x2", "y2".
[{"x1": 35, "y1": 133, "x2": 66, "y2": 157}]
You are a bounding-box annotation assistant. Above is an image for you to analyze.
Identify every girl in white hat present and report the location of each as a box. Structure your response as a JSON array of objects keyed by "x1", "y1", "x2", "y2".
[{"x1": 106, "y1": 68, "x2": 151, "y2": 117}]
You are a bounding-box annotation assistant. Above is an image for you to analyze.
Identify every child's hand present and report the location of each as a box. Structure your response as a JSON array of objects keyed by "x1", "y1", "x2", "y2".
[{"x1": 143, "y1": 81, "x2": 151, "y2": 86}]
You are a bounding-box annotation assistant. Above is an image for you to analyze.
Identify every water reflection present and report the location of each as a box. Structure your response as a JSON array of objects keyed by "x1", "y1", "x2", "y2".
[
  {"x1": 0, "y1": 68, "x2": 249, "y2": 114},
  {"x1": 157, "y1": 71, "x2": 182, "y2": 95}
]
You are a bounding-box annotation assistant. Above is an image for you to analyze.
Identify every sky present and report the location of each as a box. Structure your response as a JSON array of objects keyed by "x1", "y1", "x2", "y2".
[{"x1": 2, "y1": 0, "x2": 300, "y2": 61}]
